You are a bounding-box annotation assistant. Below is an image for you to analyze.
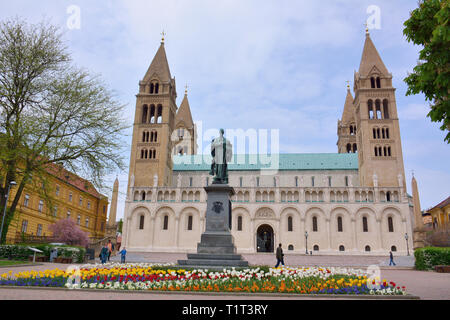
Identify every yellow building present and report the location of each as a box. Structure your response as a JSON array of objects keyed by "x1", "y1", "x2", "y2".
[
  {"x1": 427, "y1": 196, "x2": 450, "y2": 229},
  {"x1": 4, "y1": 163, "x2": 108, "y2": 242}
]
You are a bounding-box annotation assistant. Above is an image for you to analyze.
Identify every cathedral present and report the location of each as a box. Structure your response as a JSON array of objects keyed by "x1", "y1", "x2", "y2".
[{"x1": 122, "y1": 29, "x2": 416, "y2": 255}]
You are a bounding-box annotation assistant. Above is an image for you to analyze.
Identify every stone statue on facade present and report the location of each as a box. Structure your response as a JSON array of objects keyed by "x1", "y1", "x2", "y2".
[{"x1": 209, "y1": 128, "x2": 232, "y2": 184}]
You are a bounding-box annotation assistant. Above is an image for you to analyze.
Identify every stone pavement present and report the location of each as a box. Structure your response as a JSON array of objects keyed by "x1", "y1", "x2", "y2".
[
  {"x1": 108, "y1": 251, "x2": 415, "y2": 268},
  {"x1": 1, "y1": 252, "x2": 448, "y2": 300}
]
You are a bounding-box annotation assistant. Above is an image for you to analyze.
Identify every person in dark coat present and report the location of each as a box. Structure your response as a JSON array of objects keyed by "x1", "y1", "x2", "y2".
[
  {"x1": 100, "y1": 244, "x2": 109, "y2": 264},
  {"x1": 389, "y1": 251, "x2": 396, "y2": 266},
  {"x1": 275, "y1": 243, "x2": 285, "y2": 268}
]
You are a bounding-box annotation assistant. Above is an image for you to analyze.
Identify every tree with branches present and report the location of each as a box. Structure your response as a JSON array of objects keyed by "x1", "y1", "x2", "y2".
[
  {"x1": 403, "y1": 0, "x2": 450, "y2": 143},
  {"x1": 0, "y1": 18, "x2": 128, "y2": 243}
]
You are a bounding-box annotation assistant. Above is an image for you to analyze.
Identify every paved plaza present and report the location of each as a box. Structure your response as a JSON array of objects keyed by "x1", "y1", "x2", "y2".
[{"x1": 0, "y1": 252, "x2": 448, "y2": 300}]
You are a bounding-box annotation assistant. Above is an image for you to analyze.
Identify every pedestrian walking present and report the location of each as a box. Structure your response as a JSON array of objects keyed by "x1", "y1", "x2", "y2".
[
  {"x1": 389, "y1": 250, "x2": 396, "y2": 266},
  {"x1": 100, "y1": 244, "x2": 109, "y2": 264},
  {"x1": 275, "y1": 243, "x2": 285, "y2": 268},
  {"x1": 119, "y1": 247, "x2": 127, "y2": 264}
]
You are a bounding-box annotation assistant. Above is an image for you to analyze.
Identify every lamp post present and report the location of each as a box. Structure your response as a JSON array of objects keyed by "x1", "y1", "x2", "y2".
[
  {"x1": 0, "y1": 181, "x2": 17, "y2": 243},
  {"x1": 305, "y1": 231, "x2": 308, "y2": 254},
  {"x1": 405, "y1": 233, "x2": 410, "y2": 256}
]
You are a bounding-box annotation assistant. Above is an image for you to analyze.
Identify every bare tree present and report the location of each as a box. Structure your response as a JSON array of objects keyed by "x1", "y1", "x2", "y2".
[{"x1": 0, "y1": 18, "x2": 128, "y2": 243}]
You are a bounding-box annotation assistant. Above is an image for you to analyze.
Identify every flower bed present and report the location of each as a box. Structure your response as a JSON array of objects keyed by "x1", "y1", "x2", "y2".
[{"x1": 0, "y1": 263, "x2": 406, "y2": 295}]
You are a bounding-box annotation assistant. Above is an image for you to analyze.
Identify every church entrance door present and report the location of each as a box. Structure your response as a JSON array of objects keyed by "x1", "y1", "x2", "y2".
[{"x1": 256, "y1": 224, "x2": 274, "y2": 253}]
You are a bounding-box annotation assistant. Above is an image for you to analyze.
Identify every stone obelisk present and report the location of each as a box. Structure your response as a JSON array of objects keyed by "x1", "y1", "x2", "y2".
[
  {"x1": 106, "y1": 177, "x2": 119, "y2": 238},
  {"x1": 411, "y1": 175, "x2": 426, "y2": 249}
]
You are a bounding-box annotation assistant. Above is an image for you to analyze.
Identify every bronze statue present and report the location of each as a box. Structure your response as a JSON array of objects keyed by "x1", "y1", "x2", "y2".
[{"x1": 209, "y1": 128, "x2": 232, "y2": 184}]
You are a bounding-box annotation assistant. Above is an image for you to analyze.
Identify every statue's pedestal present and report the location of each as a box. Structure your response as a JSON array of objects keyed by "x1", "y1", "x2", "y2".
[
  {"x1": 178, "y1": 184, "x2": 249, "y2": 268},
  {"x1": 413, "y1": 227, "x2": 427, "y2": 249}
]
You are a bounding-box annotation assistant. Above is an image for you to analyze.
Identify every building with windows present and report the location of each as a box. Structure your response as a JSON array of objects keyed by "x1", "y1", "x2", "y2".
[
  {"x1": 122, "y1": 30, "x2": 416, "y2": 255},
  {"x1": 5, "y1": 163, "x2": 109, "y2": 242},
  {"x1": 427, "y1": 196, "x2": 450, "y2": 230}
]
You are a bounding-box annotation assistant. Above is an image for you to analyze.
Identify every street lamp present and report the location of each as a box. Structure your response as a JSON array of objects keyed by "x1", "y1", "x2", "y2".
[
  {"x1": 405, "y1": 233, "x2": 410, "y2": 256},
  {"x1": 0, "y1": 181, "x2": 17, "y2": 243},
  {"x1": 305, "y1": 231, "x2": 308, "y2": 254}
]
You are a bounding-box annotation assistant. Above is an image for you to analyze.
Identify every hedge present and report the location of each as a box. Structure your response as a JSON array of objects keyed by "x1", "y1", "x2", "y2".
[
  {"x1": 0, "y1": 244, "x2": 86, "y2": 263},
  {"x1": 414, "y1": 247, "x2": 450, "y2": 270}
]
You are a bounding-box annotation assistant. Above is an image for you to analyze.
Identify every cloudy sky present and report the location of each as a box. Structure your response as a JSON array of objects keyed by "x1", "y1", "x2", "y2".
[{"x1": 1, "y1": 0, "x2": 449, "y2": 220}]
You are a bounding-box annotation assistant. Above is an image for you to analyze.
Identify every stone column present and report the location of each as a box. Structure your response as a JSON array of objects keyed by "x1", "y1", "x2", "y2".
[
  {"x1": 376, "y1": 219, "x2": 383, "y2": 251},
  {"x1": 411, "y1": 176, "x2": 425, "y2": 249},
  {"x1": 351, "y1": 217, "x2": 357, "y2": 251},
  {"x1": 174, "y1": 217, "x2": 180, "y2": 248},
  {"x1": 151, "y1": 217, "x2": 156, "y2": 249},
  {"x1": 326, "y1": 218, "x2": 331, "y2": 250}
]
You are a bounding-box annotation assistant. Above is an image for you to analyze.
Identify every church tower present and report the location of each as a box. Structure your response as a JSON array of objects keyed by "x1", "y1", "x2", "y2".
[
  {"x1": 128, "y1": 36, "x2": 177, "y2": 188},
  {"x1": 337, "y1": 84, "x2": 357, "y2": 154},
  {"x1": 173, "y1": 87, "x2": 197, "y2": 156},
  {"x1": 353, "y1": 29, "x2": 406, "y2": 188}
]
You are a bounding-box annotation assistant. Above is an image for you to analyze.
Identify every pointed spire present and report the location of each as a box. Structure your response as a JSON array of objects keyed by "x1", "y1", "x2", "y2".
[
  {"x1": 108, "y1": 178, "x2": 119, "y2": 226},
  {"x1": 341, "y1": 84, "x2": 355, "y2": 123},
  {"x1": 411, "y1": 174, "x2": 424, "y2": 230},
  {"x1": 176, "y1": 91, "x2": 194, "y2": 129},
  {"x1": 143, "y1": 40, "x2": 172, "y2": 82},
  {"x1": 358, "y1": 32, "x2": 389, "y2": 77}
]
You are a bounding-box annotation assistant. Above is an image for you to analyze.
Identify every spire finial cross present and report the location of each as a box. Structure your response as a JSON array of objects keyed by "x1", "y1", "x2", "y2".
[
  {"x1": 185, "y1": 84, "x2": 188, "y2": 95},
  {"x1": 161, "y1": 30, "x2": 166, "y2": 43},
  {"x1": 364, "y1": 22, "x2": 369, "y2": 35},
  {"x1": 346, "y1": 80, "x2": 350, "y2": 89}
]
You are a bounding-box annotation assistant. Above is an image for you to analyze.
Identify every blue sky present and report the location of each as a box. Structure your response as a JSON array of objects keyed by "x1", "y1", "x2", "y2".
[{"x1": 1, "y1": 0, "x2": 449, "y2": 219}]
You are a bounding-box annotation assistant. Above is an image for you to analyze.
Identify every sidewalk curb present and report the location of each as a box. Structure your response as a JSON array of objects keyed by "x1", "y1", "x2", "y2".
[
  {"x1": 0, "y1": 263, "x2": 44, "y2": 269},
  {"x1": 0, "y1": 286, "x2": 420, "y2": 300}
]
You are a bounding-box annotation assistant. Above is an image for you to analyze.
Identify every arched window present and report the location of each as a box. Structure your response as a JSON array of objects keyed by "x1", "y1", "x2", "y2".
[
  {"x1": 150, "y1": 105, "x2": 155, "y2": 123},
  {"x1": 391, "y1": 245, "x2": 397, "y2": 252},
  {"x1": 365, "y1": 245, "x2": 371, "y2": 252},
  {"x1": 368, "y1": 100, "x2": 374, "y2": 119},
  {"x1": 313, "y1": 245, "x2": 319, "y2": 251},
  {"x1": 362, "y1": 216, "x2": 368, "y2": 232},
  {"x1": 153, "y1": 149, "x2": 156, "y2": 159},
  {"x1": 339, "y1": 245, "x2": 345, "y2": 252},
  {"x1": 141, "y1": 192, "x2": 146, "y2": 201},
  {"x1": 385, "y1": 128, "x2": 390, "y2": 139},
  {"x1": 370, "y1": 77, "x2": 376, "y2": 88},
  {"x1": 388, "y1": 216, "x2": 394, "y2": 232},
  {"x1": 157, "y1": 105, "x2": 163, "y2": 123},
  {"x1": 142, "y1": 105, "x2": 148, "y2": 123},
  {"x1": 378, "y1": 146, "x2": 382, "y2": 156},
  {"x1": 347, "y1": 144, "x2": 352, "y2": 153},
  {"x1": 163, "y1": 215, "x2": 169, "y2": 230},
  {"x1": 382, "y1": 128, "x2": 385, "y2": 139},
  {"x1": 288, "y1": 216, "x2": 293, "y2": 232},
  {"x1": 384, "y1": 146, "x2": 387, "y2": 157},
  {"x1": 237, "y1": 216, "x2": 242, "y2": 231},
  {"x1": 139, "y1": 215, "x2": 145, "y2": 230},
  {"x1": 337, "y1": 216, "x2": 343, "y2": 232},
  {"x1": 312, "y1": 216, "x2": 318, "y2": 232},
  {"x1": 150, "y1": 83, "x2": 154, "y2": 94},
  {"x1": 377, "y1": 128, "x2": 381, "y2": 139},
  {"x1": 383, "y1": 99, "x2": 389, "y2": 119},
  {"x1": 376, "y1": 77, "x2": 381, "y2": 88},
  {"x1": 387, "y1": 146, "x2": 391, "y2": 157},
  {"x1": 187, "y1": 215, "x2": 193, "y2": 231},
  {"x1": 375, "y1": 100, "x2": 382, "y2": 119},
  {"x1": 374, "y1": 147, "x2": 379, "y2": 157},
  {"x1": 353, "y1": 143, "x2": 357, "y2": 153},
  {"x1": 373, "y1": 128, "x2": 377, "y2": 139},
  {"x1": 155, "y1": 83, "x2": 159, "y2": 94},
  {"x1": 386, "y1": 191, "x2": 391, "y2": 202},
  {"x1": 154, "y1": 131, "x2": 158, "y2": 142},
  {"x1": 142, "y1": 131, "x2": 146, "y2": 142},
  {"x1": 288, "y1": 245, "x2": 294, "y2": 251}
]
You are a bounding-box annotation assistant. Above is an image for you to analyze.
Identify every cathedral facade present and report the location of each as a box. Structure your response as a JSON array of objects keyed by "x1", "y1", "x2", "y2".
[{"x1": 122, "y1": 31, "x2": 415, "y2": 255}]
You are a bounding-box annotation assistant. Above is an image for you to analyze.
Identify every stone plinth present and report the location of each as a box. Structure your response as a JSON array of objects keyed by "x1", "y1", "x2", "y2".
[{"x1": 178, "y1": 184, "x2": 249, "y2": 268}]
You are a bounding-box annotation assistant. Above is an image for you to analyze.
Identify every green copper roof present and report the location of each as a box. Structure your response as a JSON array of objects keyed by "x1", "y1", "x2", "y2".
[{"x1": 173, "y1": 153, "x2": 358, "y2": 171}]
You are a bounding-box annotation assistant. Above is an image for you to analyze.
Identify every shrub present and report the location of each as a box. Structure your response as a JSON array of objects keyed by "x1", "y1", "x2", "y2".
[
  {"x1": 415, "y1": 247, "x2": 450, "y2": 270},
  {"x1": 0, "y1": 244, "x2": 86, "y2": 263},
  {"x1": 48, "y1": 218, "x2": 89, "y2": 247}
]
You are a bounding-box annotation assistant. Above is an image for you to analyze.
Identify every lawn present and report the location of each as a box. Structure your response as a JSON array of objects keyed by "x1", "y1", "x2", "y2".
[{"x1": 0, "y1": 260, "x2": 32, "y2": 267}]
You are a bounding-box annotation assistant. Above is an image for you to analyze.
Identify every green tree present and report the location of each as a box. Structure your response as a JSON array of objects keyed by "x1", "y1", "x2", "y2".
[
  {"x1": 0, "y1": 18, "x2": 128, "y2": 243},
  {"x1": 403, "y1": 0, "x2": 450, "y2": 143},
  {"x1": 118, "y1": 218, "x2": 123, "y2": 234}
]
